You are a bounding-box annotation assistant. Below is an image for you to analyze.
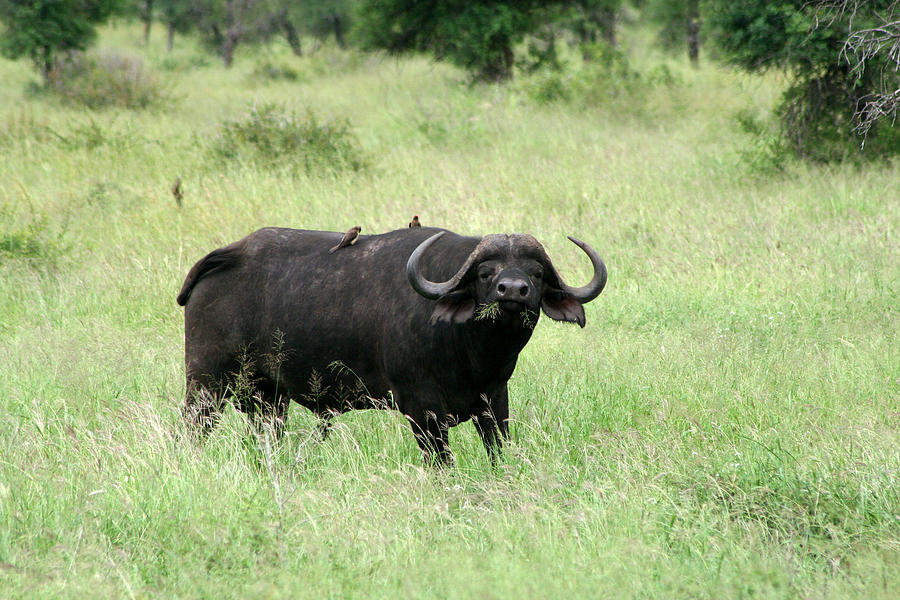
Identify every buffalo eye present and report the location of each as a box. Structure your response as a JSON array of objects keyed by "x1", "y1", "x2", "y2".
[{"x1": 478, "y1": 266, "x2": 493, "y2": 281}]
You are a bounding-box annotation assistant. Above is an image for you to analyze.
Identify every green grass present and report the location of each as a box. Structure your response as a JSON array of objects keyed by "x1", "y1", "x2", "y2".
[{"x1": 1, "y1": 23, "x2": 898, "y2": 598}]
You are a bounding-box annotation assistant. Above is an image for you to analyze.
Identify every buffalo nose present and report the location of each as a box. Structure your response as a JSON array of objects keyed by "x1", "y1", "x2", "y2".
[{"x1": 496, "y1": 278, "x2": 530, "y2": 300}]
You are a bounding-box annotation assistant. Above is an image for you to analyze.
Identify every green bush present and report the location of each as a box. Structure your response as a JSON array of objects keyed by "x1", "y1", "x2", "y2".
[
  {"x1": 158, "y1": 53, "x2": 212, "y2": 73},
  {"x1": 354, "y1": 0, "x2": 537, "y2": 81},
  {"x1": 525, "y1": 69, "x2": 573, "y2": 104},
  {"x1": 0, "y1": 110, "x2": 52, "y2": 147},
  {"x1": 303, "y1": 48, "x2": 369, "y2": 79},
  {"x1": 47, "y1": 51, "x2": 171, "y2": 110},
  {"x1": 732, "y1": 107, "x2": 789, "y2": 175},
  {"x1": 31, "y1": 119, "x2": 147, "y2": 153},
  {"x1": 706, "y1": 0, "x2": 900, "y2": 161},
  {"x1": 212, "y1": 104, "x2": 369, "y2": 174},
  {"x1": 249, "y1": 59, "x2": 303, "y2": 82},
  {"x1": 0, "y1": 111, "x2": 147, "y2": 154},
  {"x1": 0, "y1": 0, "x2": 119, "y2": 80},
  {"x1": 0, "y1": 205, "x2": 66, "y2": 265},
  {"x1": 520, "y1": 43, "x2": 653, "y2": 107}
]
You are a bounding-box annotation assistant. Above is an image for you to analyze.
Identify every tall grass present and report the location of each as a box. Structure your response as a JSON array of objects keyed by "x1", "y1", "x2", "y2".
[{"x1": 0, "y1": 22, "x2": 898, "y2": 598}]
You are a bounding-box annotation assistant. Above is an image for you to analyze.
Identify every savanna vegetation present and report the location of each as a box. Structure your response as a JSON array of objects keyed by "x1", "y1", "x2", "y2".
[{"x1": 0, "y1": 4, "x2": 898, "y2": 598}]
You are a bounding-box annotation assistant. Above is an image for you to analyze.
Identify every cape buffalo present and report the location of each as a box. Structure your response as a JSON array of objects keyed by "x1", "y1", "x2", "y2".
[{"x1": 177, "y1": 227, "x2": 606, "y2": 464}]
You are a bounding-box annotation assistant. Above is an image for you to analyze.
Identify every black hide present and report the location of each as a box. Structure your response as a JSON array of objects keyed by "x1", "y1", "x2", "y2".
[{"x1": 178, "y1": 227, "x2": 605, "y2": 464}]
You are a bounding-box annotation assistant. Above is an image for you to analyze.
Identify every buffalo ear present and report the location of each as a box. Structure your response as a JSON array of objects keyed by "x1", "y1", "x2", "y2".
[
  {"x1": 541, "y1": 289, "x2": 586, "y2": 328},
  {"x1": 430, "y1": 291, "x2": 476, "y2": 325}
]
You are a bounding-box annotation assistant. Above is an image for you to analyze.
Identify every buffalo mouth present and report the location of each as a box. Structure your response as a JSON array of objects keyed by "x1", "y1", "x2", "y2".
[
  {"x1": 476, "y1": 300, "x2": 526, "y2": 321},
  {"x1": 498, "y1": 299, "x2": 529, "y2": 312}
]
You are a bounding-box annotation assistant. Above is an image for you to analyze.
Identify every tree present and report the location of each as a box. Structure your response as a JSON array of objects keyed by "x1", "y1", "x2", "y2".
[
  {"x1": 645, "y1": 0, "x2": 701, "y2": 66},
  {"x1": 191, "y1": 0, "x2": 266, "y2": 67},
  {"x1": 816, "y1": 0, "x2": 900, "y2": 141},
  {"x1": 120, "y1": 0, "x2": 155, "y2": 43},
  {"x1": 707, "y1": 0, "x2": 900, "y2": 159},
  {"x1": 277, "y1": 0, "x2": 353, "y2": 55},
  {"x1": 571, "y1": 0, "x2": 622, "y2": 49},
  {"x1": 272, "y1": 7, "x2": 302, "y2": 55},
  {"x1": 0, "y1": 0, "x2": 122, "y2": 80},
  {"x1": 354, "y1": 0, "x2": 547, "y2": 81},
  {"x1": 187, "y1": 0, "x2": 349, "y2": 65},
  {"x1": 157, "y1": 0, "x2": 193, "y2": 51},
  {"x1": 139, "y1": 0, "x2": 154, "y2": 43}
]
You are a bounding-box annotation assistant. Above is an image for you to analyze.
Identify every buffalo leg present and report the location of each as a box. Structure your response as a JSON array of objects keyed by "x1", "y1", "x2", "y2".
[
  {"x1": 183, "y1": 376, "x2": 226, "y2": 437},
  {"x1": 316, "y1": 411, "x2": 336, "y2": 440},
  {"x1": 406, "y1": 406, "x2": 453, "y2": 467},
  {"x1": 473, "y1": 410, "x2": 501, "y2": 463},
  {"x1": 473, "y1": 386, "x2": 510, "y2": 462},
  {"x1": 493, "y1": 385, "x2": 510, "y2": 440},
  {"x1": 239, "y1": 378, "x2": 289, "y2": 439}
]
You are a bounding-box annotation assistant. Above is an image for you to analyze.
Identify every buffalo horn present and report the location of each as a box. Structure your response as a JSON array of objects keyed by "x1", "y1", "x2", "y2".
[
  {"x1": 407, "y1": 232, "x2": 473, "y2": 299},
  {"x1": 560, "y1": 236, "x2": 607, "y2": 303}
]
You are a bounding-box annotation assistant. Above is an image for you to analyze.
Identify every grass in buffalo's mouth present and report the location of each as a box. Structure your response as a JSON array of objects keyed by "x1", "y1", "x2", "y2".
[
  {"x1": 475, "y1": 301, "x2": 502, "y2": 321},
  {"x1": 475, "y1": 301, "x2": 537, "y2": 329},
  {"x1": 520, "y1": 308, "x2": 538, "y2": 330}
]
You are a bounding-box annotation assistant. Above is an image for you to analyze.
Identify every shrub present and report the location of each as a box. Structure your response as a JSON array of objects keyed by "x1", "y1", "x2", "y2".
[
  {"x1": 0, "y1": 0, "x2": 119, "y2": 81},
  {"x1": 158, "y1": 53, "x2": 212, "y2": 73},
  {"x1": 0, "y1": 111, "x2": 146, "y2": 153},
  {"x1": 0, "y1": 205, "x2": 66, "y2": 265},
  {"x1": 56, "y1": 119, "x2": 147, "y2": 152},
  {"x1": 212, "y1": 104, "x2": 369, "y2": 174},
  {"x1": 47, "y1": 50, "x2": 170, "y2": 110},
  {"x1": 249, "y1": 59, "x2": 302, "y2": 82},
  {"x1": 706, "y1": 0, "x2": 900, "y2": 161},
  {"x1": 0, "y1": 110, "x2": 52, "y2": 147},
  {"x1": 519, "y1": 43, "x2": 651, "y2": 106},
  {"x1": 525, "y1": 69, "x2": 573, "y2": 104},
  {"x1": 355, "y1": 0, "x2": 540, "y2": 81},
  {"x1": 303, "y1": 48, "x2": 369, "y2": 79}
]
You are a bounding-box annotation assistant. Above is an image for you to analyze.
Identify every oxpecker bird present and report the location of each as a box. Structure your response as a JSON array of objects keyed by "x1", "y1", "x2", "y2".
[
  {"x1": 171, "y1": 177, "x2": 183, "y2": 207},
  {"x1": 329, "y1": 226, "x2": 361, "y2": 254},
  {"x1": 408, "y1": 215, "x2": 421, "y2": 228}
]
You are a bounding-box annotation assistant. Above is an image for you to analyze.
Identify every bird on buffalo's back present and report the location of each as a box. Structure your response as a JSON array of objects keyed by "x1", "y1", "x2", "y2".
[
  {"x1": 171, "y1": 177, "x2": 183, "y2": 207},
  {"x1": 329, "y1": 226, "x2": 361, "y2": 254},
  {"x1": 409, "y1": 215, "x2": 421, "y2": 228}
]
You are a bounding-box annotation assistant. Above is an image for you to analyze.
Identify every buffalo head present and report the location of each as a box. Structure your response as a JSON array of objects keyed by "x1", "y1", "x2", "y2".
[{"x1": 407, "y1": 232, "x2": 607, "y2": 327}]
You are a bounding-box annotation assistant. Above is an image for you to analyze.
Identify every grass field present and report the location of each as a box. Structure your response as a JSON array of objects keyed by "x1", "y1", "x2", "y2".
[{"x1": 1, "y1": 22, "x2": 898, "y2": 598}]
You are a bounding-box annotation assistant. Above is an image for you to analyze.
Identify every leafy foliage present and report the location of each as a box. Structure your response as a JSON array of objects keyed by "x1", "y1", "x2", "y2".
[
  {"x1": 0, "y1": 0, "x2": 122, "y2": 78},
  {"x1": 283, "y1": 0, "x2": 352, "y2": 48},
  {"x1": 820, "y1": 0, "x2": 900, "y2": 140},
  {"x1": 520, "y1": 42, "x2": 660, "y2": 107},
  {"x1": 354, "y1": 0, "x2": 544, "y2": 81},
  {"x1": 249, "y1": 58, "x2": 301, "y2": 82},
  {"x1": 190, "y1": 0, "x2": 268, "y2": 66},
  {"x1": 565, "y1": 0, "x2": 622, "y2": 47},
  {"x1": 45, "y1": 50, "x2": 170, "y2": 110},
  {"x1": 0, "y1": 204, "x2": 66, "y2": 265},
  {"x1": 644, "y1": 0, "x2": 702, "y2": 64},
  {"x1": 212, "y1": 104, "x2": 369, "y2": 174},
  {"x1": 706, "y1": 0, "x2": 900, "y2": 160},
  {"x1": 0, "y1": 110, "x2": 53, "y2": 148},
  {"x1": 157, "y1": 0, "x2": 195, "y2": 51}
]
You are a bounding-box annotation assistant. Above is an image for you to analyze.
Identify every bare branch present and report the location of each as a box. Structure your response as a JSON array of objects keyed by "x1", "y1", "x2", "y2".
[
  {"x1": 810, "y1": 1, "x2": 900, "y2": 140},
  {"x1": 854, "y1": 88, "x2": 900, "y2": 139}
]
